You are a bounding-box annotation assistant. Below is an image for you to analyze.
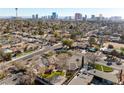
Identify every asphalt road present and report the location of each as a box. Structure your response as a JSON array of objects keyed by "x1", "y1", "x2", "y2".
[{"x1": 0, "y1": 43, "x2": 62, "y2": 68}]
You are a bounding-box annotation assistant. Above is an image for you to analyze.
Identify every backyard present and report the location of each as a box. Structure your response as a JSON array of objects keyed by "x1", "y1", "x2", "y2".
[{"x1": 41, "y1": 71, "x2": 65, "y2": 79}]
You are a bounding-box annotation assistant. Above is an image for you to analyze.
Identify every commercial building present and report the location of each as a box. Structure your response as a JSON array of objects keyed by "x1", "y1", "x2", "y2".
[
  {"x1": 64, "y1": 16, "x2": 72, "y2": 20},
  {"x1": 75, "y1": 13, "x2": 82, "y2": 20},
  {"x1": 32, "y1": 14, "x2": 38, "y2": 20},
  {"x1": 91, "y1": 15, "x2": 95, "y2": 19},
  {"x1": 32, "y1": 15, "x2": 35, "y2": 19},
  {"x1": 36, "y1": 14, "x2": 38, "y2": 19},
  {"x1": 51, "y1": 12, "x2": 58, "y2": 20},
  {"x1": 83, "y1": 15, "x2": 87, "y2": 21},
  {"x1": 99, "y1": 14, "x2": 103, "y2": 21},
  {"x1": 109, "y1": 16, "x2": 122, "y2": 21}
]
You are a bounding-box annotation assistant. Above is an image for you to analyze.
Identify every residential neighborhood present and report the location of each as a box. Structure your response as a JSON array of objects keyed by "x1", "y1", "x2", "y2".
[{"x1": 0, "y1": 8, "x2": 124, "y2": 85}]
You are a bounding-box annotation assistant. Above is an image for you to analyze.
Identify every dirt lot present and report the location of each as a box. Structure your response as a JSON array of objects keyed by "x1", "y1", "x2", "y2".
[{"x1": 104, "y1": 42, "x2": 124, "y2": 49}]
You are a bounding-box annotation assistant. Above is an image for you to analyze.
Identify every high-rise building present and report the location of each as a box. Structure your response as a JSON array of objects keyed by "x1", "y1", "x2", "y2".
[
  {"x1": 32, "y1": 14, "x2": 35, "y2": 19},
  {"x1": 90, "y1": 15, "x2": 97, "y2": 21},
  {"x1": 48, "y1": 15, "x2": 51, "y2": 19},
  {"x1": 68, "y1": 16, "x2": 72, "y2": 20},
  {"x1": 75, "y1": 13, "x2": 82, "y2": 20},
  {"x1": 51, "y1": 12, "x2": 58, "y2": 19},
  {"x1": 109, "y1": 16, "x2": 122, "y2": 21},
  {"x1": 99, "y1": 14, "x2": 103, "y2": 21},
  {"x1": 99, "y1": 14, "x2": 103, "y2": 18},
  {"x1": 64, "y1": 16, "x2": 72, "y2": 20},
  {"x1": 83, "y1": 14, "x2": 87, "y2": 21},
  {"x1": 41, "y1": 16, "x2": 48, "y2": 20},
  {"x1": 36, "y1": 14, "x2": 38, "y2": 19},
  {"x1": 91, "y1": 15, "x2": 95, "y2": 19},
  {"x1": 15, "y1": 8, "x2": 18, "y2": 18}
]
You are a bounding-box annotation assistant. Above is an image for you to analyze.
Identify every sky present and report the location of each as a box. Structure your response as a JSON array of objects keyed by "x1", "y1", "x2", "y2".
[{"x1": 0, "y1": 8, "x2": 124, "y2": 18}]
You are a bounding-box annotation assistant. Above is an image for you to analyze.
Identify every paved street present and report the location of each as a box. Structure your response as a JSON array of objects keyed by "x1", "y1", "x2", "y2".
[
  {"x1": 0, "y1": 43, "x2": 62, "y2": 69},
  {"x1": 88, "y1": 69, "x2": 119, "y2": 84}
]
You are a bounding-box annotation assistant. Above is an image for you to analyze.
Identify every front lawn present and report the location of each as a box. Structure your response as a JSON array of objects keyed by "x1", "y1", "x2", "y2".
[
  {"x1": 16, "y1": 50, "x2": 33, "y2": 58},
  {"x1": 95, "y1": 64, "x2": 113, "y2": 72}
]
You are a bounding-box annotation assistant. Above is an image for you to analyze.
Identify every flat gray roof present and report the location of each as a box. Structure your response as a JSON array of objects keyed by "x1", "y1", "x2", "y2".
[{"x1": 68, "y1": 74, "x2": 94, "y2": 85}]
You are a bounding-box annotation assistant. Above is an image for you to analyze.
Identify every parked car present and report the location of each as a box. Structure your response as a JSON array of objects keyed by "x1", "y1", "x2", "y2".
[{"x1": 107, "y1": 62, "x2": 112, "y2": 66}]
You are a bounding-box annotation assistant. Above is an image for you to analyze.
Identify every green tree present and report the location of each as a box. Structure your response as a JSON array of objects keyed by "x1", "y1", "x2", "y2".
[
  {"x1": 70, "y1": 32, "x2": 77, "y2": 40},
  {"x1": 52, "y1": 25, "x2": 60, "y2": 31},
  {"x1": 88, "y1": 37, "x2": 96, "y2": 47},
  {"x1": 120, "y1": 35, "x2": 124, "y2": 41},
  {"x1": 62, "y1": 39, "x2": 73, "y2": 48},
  {"x1": 3, "y1": 53, "x2": 12, "y2": 61},
  {"x1": 120, "y1": 47, "x2": 124, "y2": 52},
  {"x1": 38, "y1": 30, "x2": 44, "y2": 35},
  {"x1": 53, "y1": 31, "x2": 60, "y2": 38},
  {"x1": 17, "y1": 69, "x2": 36, "y2": 85},
  {"x1": 108, "y1": 44, "x2": 114, "y2": 49},
  {"x1": 0, "y1": 70, "x2": 6, "y2": 79},
  {"x1": 0, "y1": 44, "x2": 3, "y2": 61},
  {"x1": 111, "y1": 49, "x2": 118, "y2": 59}
]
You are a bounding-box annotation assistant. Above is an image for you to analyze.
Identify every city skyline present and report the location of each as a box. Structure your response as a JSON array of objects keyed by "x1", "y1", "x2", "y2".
[{"x1": 0, "y1": 8, "x2": 124, "y2": 18}]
